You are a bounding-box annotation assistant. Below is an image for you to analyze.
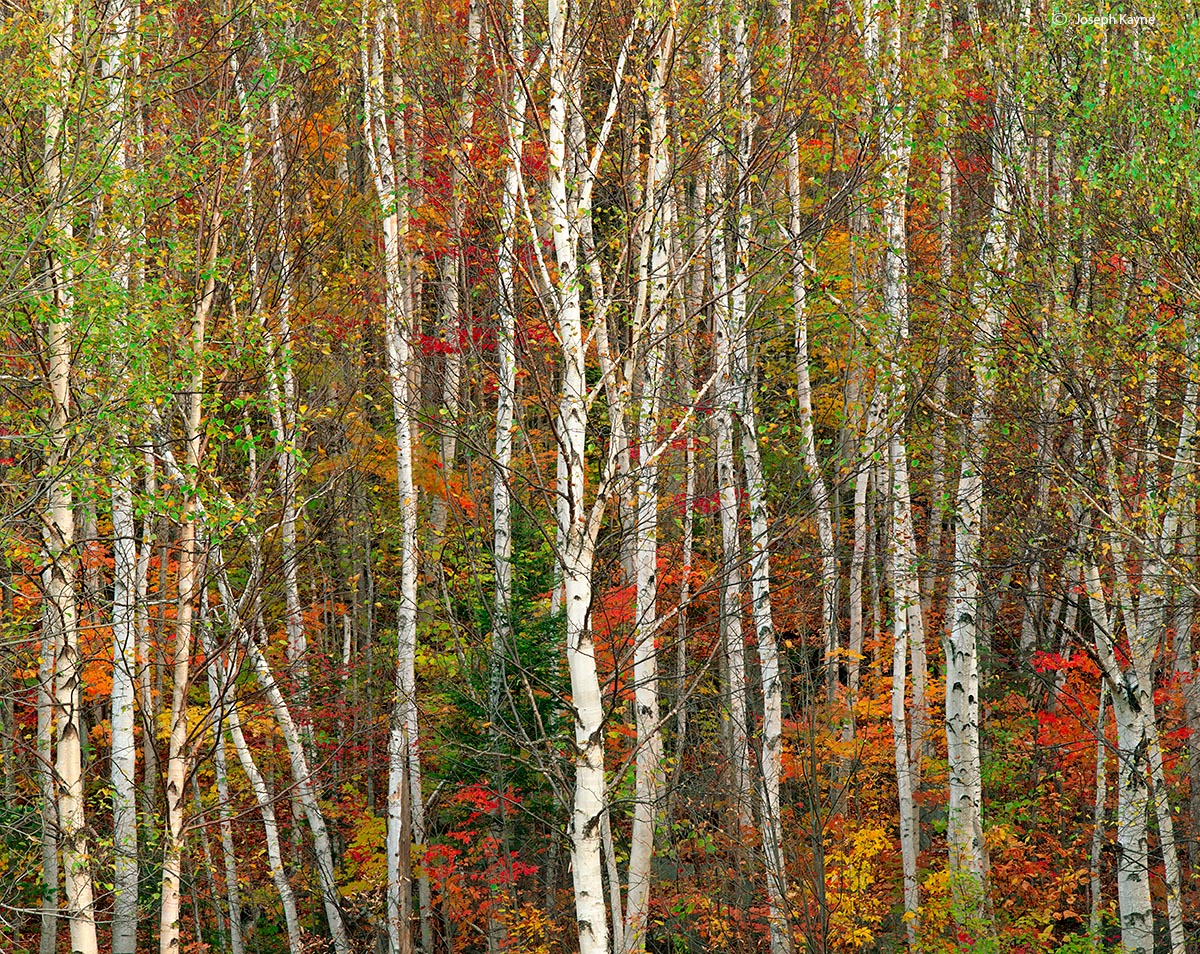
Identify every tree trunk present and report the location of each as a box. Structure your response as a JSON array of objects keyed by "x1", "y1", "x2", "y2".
[
  {"x1": 623, "y1": 10, "x2": 673, "y2": 950},
  {"x1": 159, "y1": 207, "x2": 220, "y2": 954},
  {"x1": 1089, "y1": 688, "x2": 1108, "y2": 942},
  {"x1": 1083, "y1": 553, "x2": 1153, "y2": 954},
  {"x1": 724, "y1": 3, "x2": 792, "y2": 936},
  {"x1": 104, "y1": 0, "x2": 139, "y2": 935},
  {"x1": 110, "y1": 459, "x2": 140, "y2": 954},
  {"x1": 138, "y1": 450, "x2": 159, "y2": 832},
  {"x1": 363, "y1": 11, "x2": 430, "y2": 948},
  {"x1": 253, "y1": 32, "x2": 311, "y2": 741},
  {"x1": 243, "y1": 636, "x2": 351, "y2": 951},
  {"x1": 702, "y1": 15, "x2": 752, "y2": 837},
  {"x1": 37, "y1": 622, "x2": 59, "y2": 954},
  {"x1": 43, "y1": 0, "x2": 98, "y2": 944},
  {"x1": 488, "y1": 0, "x2": 526, "y2": 947},
  {"x1": 945, "y1": 63, "x2": 1017, "y2": 906},
  {"x1": 547, "y1": 1, "x2": 612, "y2": 949},
  {"x1": 225, "y1": 679, "x2": 302, "y2": 954}
]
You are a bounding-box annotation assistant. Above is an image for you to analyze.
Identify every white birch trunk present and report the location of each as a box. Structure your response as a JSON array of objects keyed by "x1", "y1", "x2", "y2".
[
  {"x1": 225, "y1": 683, "x2": 302, "y2": 953},
  {"x1": 159, "y1": 215, "x2": 219, "y2": 954},
  {"x1": 488, "y1": 1, "x2": 526, "y2": 947},
  {"x1": 890, "y1": 439, "x2": 920, "y2": 950},
  {"x1": 207, "y1": 693, "x2": 244, "y2": 954},
  {"x1": 137, "y1": 450, "x2": 158, "y2": 829},
  {"x1": 547, "y1": 0, "x2": 610, "y2": 948},
  {"x1": 362, "y1": 11, "x2": 430, "y2": 948},
  {"x1": 1088, "y1": 688, "x2": 1108, "y2": 941},
  {"x1": 702, "y1": 14, "x2": 752, "y2": 836},
  {"x1": 37, "y1": 621, "x2": 58, "y2": 954},
  {"x1": 43, "y1": 0, "x2": 98, "y2": 943},
  {"x1": 243, "y1": 639, "x2": 351, "y2": 952},
  {"x1": 623, "y1": 11, "x2": 673, "y2": 949},
  {"x1": 730, "y1": 6, "x2": 790, "y2": 942},
  {"x1": 102, "y1": 1, "x2": 139, "y2": 944},
  {"x1": 252, "y1": 33, "x2": 310, "y2": 730},
  {"x1": 945, "y1": 67, "x2": 1016, "y2": 902},
  {"x1": 1082, "y1": 554, "x2": 1153, "y2": 954},
  {"x1": 780, "y1": 0, "x2": 836, "y2": 704},
  {"x1": 870, "y1": 0, "x2": 921, "y2": 938},
  {"x1": 110, "y1": 456, "x2": 140, "y2": 954}
]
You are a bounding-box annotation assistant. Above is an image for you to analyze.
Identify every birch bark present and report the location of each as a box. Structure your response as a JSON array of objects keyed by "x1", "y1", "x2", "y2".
[
  {"x1": 201, "y1": 633, "x2": 244, "y2": 954},
  {"x1": 945, "y1": 63, "x2": 1018, "y2": 906},
  {"x1": 623, "y1": 9, "x2": 673, "y2": 949},
  {"x1": 702, "y1": 13, "x2": 752, "y2": 836},
  {"x1": 1081, "y1": 556, "x2": 1153, "y2": 954},
  {"x1": 489, "y1": 0, "x2": 527, "y2": 948},
  {"x1": 37, "y1": 614, "x2": 58, "y2": 954},
  {"x1": 780, "y1": 0, "x2": 836, "y2": 704},
  {"x1": 869, "y1": 0, "x2": 921, "y2": 938},
  {"x1": 362, "y1": 9, "x2": 430, "y2": 948},
  {"x1": 42, "y1": 0, "x2": 98, "y2": 946},
  {"x1": 159, "y1": 210, "x2": 220, "y2": 954},
  {"x1": 101, "y1": 1, "x2": 139, "y2": 945}
]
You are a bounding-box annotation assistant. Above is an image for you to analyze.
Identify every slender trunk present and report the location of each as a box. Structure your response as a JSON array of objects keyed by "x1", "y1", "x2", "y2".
[
  {"x1": 44, "y1": 0, "x2": 98, "y2": 943},
  {"x1": 781, "y1": 0, "x2": 836, "y2": 702},
  {"x1": 225, "y1": 683, "x2": 302, "y2": 953},
  {"x1": 623, "y1": 11, "x2": 673, "y2": 951},
  {"x1": 192, "y1": 772, "x2": 226, "y2": 946},
  {"x1": 37, "y1": 622, "x2": 59, "y2": 954},
  {"x1": 602, "y1": 806, "x2": 625, "y2": 953},
  {"x1": 890, "y1": 439, "x2": 920, "y2": 949},
  {"x1": 872, "y1": 0, "x2": 921, "y2": 938},
  {"x1": 488, "y1": 2, "x2": 525, "y2": 948},
  {"x1": 1089, "y1": 689, "x2": 1108, "y2": 941},
  {"x1": 547, "y1": 0, "x2": 611, "y2": 947},
  {"x1": 924, "y1": 0, "x2": 953, "y2": 630},
  {"x1": 674, "y1": 432, "x2": 695, "y2": 767},
  {"x1": 848, "y1": 393, "x2": 881, "y2": 710},
  {"x1": 105, "y1": 0, "x2": 139, "y2": 931},
  {"x1": 138, "y1": 451, "x2": 159, "y2": 830},
  {"x1": 244, "y1": 637, "x2": 351, "y2": 951},
  {"x1": 111, "y1": 460, "x2": 140, "y2": 954},
  {"x1": 253, "y1": 34, "x2": 310, "y2": 736},
  {"x1": 430, "y1": 0, "x2": 481, "y2": 542},
  {"x1": 1173, "y1": 505, "x2": 1200, "y2": 874},
  {"x1": 945, "y1": 67, "x2": 1016, "y2": 902},
  {"x1": 703, "y1": 15, "x2": 752, "y2": 836},
  {"x1": 212, "y1": 719, "x2": 244, "y2": 954},
  {"x1": 1083, "y1": 552, "x2": 1153, "y2": 954},
  {"x1": 363, "y1": 11, "x2": 429, "y2": 948},
  {"x1": 159, "y1": 210, "x2": 220, "y2": 954}
]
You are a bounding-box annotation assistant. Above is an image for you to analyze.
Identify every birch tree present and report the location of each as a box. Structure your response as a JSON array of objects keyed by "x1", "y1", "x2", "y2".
[
  {"x1": 159, "y1": 205, "x2": 220, "y2": 954},
  {"x1": 42, "y1": 0, "x2": 99, "y2": 946},
  {"x1": 362, "y1": 6, "x2": 431, "y2": 947},
  {"x1": 944, "y1": 29, "x2": 1021, "y2": 912},
  {"x1": 101, "y1": 0, "x2": 140, "y2": 945},
  {"x1": 623, "y1": 7, "x2": 673, "y2": 950}
]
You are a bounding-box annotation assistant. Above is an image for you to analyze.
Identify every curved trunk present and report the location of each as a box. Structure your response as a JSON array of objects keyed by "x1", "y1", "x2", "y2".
[{"x1": 225, "y1": 681, "x2": 303, "y2": 953}]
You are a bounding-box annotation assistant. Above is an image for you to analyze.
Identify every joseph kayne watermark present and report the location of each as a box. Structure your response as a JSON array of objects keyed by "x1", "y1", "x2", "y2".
[{"x1": 1050, "y1": 9, "x2": 1158, "y2": 26}]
